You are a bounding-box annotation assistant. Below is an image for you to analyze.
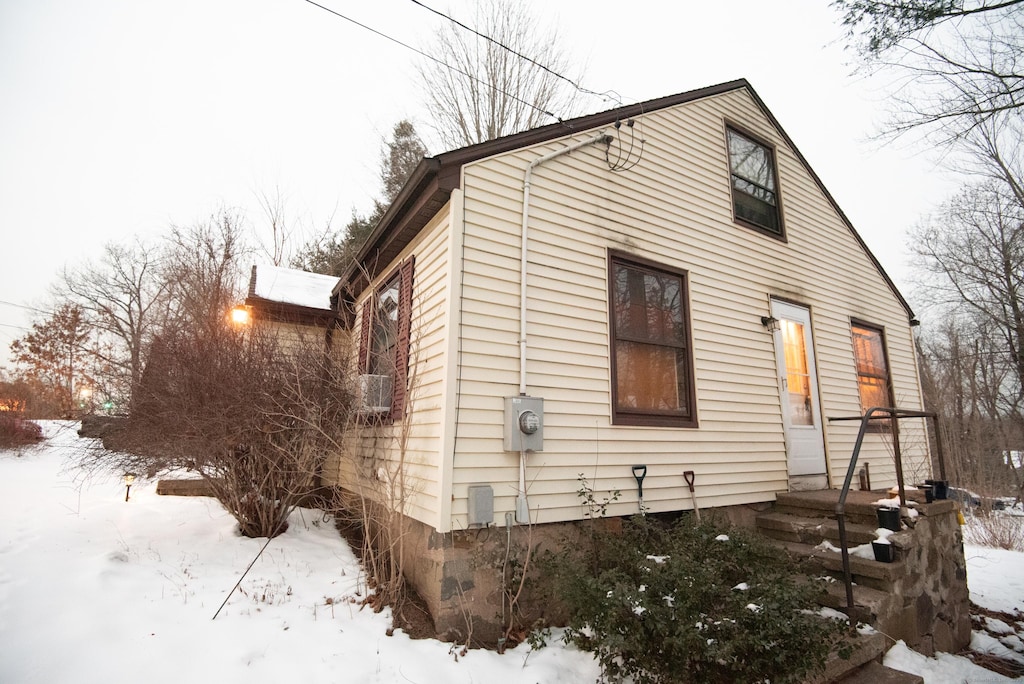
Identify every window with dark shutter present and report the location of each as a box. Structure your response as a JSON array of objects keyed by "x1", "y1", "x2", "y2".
[{"x1": 357, "y1": 257, "x2": 415, "y2": 421}]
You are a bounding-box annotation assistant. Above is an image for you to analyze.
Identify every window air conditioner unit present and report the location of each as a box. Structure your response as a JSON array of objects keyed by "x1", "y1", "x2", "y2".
[{"x1": 358, "y1": 374, "x2": 393, "y2": 413}]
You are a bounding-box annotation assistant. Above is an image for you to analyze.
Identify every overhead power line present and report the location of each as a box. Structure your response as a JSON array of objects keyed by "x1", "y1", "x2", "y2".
[
  {"x1": 0, "y1": 300, "x2": 49, "y2": 315},
  {"x1": 406, "y1": 0, "x2": 623, "y2": 107},
  {"x1": 301, "y1": 0, "x2": 563, "y2": 125}
]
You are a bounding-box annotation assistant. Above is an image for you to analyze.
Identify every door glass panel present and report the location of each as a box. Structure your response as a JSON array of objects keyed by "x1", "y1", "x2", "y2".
[{"x1": 781, "y1": 319, "x2": 813, "y2": 426}]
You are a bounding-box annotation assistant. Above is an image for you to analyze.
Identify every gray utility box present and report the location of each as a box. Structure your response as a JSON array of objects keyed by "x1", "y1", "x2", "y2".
[
  {"x1": 467, "y1": 485, "x2": 494, "y2": 527},
  {"x1": 503, "y1": 395, "x2": 544, "y2": 452}
]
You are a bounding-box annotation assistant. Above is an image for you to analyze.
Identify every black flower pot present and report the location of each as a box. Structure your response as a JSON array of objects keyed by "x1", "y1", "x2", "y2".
[
  {"x1": 877, "y1": 506, "x2": 901, "y2": 532},
  {"x1": 872, "y1": 540, "x2": 895, "y2": 563},
  {"x1": 925, "y1": 479, "x2": 948, "y2": 500}
]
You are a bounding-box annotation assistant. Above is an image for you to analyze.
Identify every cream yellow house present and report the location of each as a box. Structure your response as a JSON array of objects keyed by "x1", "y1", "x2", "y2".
[{"x1": 327, "y1": 80, "x2": 932, "y2": 634}]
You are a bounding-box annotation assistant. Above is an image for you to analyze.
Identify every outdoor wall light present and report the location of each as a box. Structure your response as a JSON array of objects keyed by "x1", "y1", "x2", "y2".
[
  {"x1": 760, "y1": 316, "x2": 781, "y2": 332},
  {"x1": 229, "y1": 305, "x2": 252, "y2": 326},
  {"x1": 124, "y1": 473, "x2": 136, "y2": 502}
]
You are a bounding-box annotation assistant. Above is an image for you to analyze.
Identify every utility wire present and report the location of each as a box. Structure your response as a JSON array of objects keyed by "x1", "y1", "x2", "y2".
[
  {"x1": 406, "y1": 0, "x2": 623, "y2": 107},
  {"x1": 301, "y1": 0, "x2": 563, "y2": 125},
  {"x1": 0, "y1": 300, "x2": 48, "y2": 314}
]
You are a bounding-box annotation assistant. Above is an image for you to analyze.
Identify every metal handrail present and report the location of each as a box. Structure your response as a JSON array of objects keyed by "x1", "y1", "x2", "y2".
[{"x1": 826, "y1": 407, "x2": 946, "y2": 613}]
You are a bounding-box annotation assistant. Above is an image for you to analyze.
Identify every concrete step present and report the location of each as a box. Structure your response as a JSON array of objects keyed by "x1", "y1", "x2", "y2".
[
  {"x1": 835, "y1": 660, "x2": 924, "y2": 684},
  {"x1": 767, "y1": 539, "x2": 902, "y2": 593},
  {"x1": 775, "y1": 491, "x2": 885, "y2": 527},
  {"x1": 818, "y1": 579, "x2": 895, "y2": 624},
  {"x1": 757, "y1": 511, "x2": 878, "y2": 546},
  {"x1": 806, "y1": 630, "x2": 887, "y2": 684}
]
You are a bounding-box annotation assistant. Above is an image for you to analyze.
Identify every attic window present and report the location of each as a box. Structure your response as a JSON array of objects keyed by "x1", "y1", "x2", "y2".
[
  {"x1": 609, "y1": 252, "x2": 697, "y2": 428},
  {"x1": 726, "y1": 126, "x2": 783, "y2": 237}
]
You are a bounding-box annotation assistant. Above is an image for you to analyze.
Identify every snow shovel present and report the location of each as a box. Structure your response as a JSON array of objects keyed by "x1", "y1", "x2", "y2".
[
  {"x1": 683, "y1": 470, "x2": 701, "y2": 522},
  {"x1": 631, "y1": 465, "x2": 647, "y2": 515}
]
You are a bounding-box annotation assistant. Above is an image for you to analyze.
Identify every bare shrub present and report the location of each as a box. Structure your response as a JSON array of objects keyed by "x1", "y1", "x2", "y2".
[
  {"x1": 964, "y1": 512, "x2": 1024, "y2": 552},
  {"x1": 94, "y1": 321, "x2": 354, "y2": 538},
  {"x1": 0, "y1": 415, "x2": 44, "y2": 449}
]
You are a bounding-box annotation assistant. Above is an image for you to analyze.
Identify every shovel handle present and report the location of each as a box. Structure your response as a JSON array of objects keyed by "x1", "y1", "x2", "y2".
[
  {"x1": 683, "y1": 470, "x2": 695, "y2": 492},
  {"x1": 632, "y1": 465, "x2": 647, "y2": 496}
]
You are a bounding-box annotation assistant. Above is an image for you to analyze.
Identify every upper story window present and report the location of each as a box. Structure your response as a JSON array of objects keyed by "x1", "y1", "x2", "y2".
[
  {"x1": 609, "y1": 251, "x2": 697, "y2": 428},
  {"x1": 851, "y1": 321, "x2": 893, "y2": 418},
  {"x1": 727, "y1": 126, "x2": 783, "y2": 237},
  {"x1": 358, "y1": 257, "x2": 414, "y2": 421}
]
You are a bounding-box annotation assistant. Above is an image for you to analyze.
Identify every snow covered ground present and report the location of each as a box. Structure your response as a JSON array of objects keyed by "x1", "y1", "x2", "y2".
[{"x1": 1, "y1": 422, "x2": 1022, "y2": 683}]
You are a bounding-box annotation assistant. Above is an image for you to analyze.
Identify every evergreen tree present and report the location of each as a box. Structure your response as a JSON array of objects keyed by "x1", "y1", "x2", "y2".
[{"x1": 293, "y1": 120, "x2": 427, "y2": 276}]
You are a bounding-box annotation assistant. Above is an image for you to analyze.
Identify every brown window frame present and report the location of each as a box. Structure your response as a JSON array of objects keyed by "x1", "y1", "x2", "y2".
[
  {"x1": 608, "y1": 250, "x2": 698, "y2": 428},
  {"x1": 725, "y1": 123, "x2": 785, "y2": 240},
  {"x1": 850, "y1": 319, "x2": 894, "y2": 430},
  {"x1": 357, "y1": 257, "x2": 414, "y2": 422}
]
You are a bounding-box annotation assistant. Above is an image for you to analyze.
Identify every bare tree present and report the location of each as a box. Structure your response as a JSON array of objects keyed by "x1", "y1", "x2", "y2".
[
  {"x1": 910, "y1": 119, "x2": 1024, "y2": 499},
  {"x1": 60, "y1": 240, "x2": 168, "y2": 410},
  {"x1": 833, "y1": 0, "x2": 1024, "y2": 142},
  {"x1": 162, "y1": 210, "x2": 250, "y2": 338},
  {"x1": 417, "y1": 0, "x2": 581, "y2": 149},
  {"x1": 254, "y1": 185, "x2": 292, "y2": 267}
]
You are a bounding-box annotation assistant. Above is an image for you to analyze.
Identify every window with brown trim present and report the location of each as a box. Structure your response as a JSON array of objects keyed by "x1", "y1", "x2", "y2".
[
  {"x1": 726, "y1": 126, "x2": 783, "y2": 237},
  {"x1": 609, "y1": 252, "x2": 697, "y2": 427},
  {"x1": 851, "y1": 321, "x2": 893, "y2": 418},
  {"x1": 358, "y1": 257, "x2": 414, "y2": 421}
]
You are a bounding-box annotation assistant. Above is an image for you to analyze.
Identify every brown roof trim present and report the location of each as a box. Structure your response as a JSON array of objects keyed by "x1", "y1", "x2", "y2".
[
  {"x1": 335, "y1": 77, "x2": 915, "y2": 322},
  {"x1": 245, "y1": 296, "x2": 340, "y2": 328}
]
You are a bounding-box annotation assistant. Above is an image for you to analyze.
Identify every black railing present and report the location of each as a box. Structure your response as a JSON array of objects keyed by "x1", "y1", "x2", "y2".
[{"x1": 826, "y1": 407, "x2": 947, "y2": 612}]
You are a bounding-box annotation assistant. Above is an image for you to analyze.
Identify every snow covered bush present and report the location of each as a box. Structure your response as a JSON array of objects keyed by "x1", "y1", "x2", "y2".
[{"x1": 549, "y1": 516, "x2": 851, "y2": 684}]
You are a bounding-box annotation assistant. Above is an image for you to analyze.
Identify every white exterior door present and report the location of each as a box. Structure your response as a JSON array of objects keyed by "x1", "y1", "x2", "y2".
[{"x1": 770, "y1": 300, "x2": 827, "y2": 477}]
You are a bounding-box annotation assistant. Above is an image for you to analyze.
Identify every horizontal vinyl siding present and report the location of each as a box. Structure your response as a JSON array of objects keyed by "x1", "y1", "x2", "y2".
[
  {"x1": 326, "y1": 207, "x2": 451, "y2": 529},
  {"x1": 447, "y1": 87, "x2": 927, "y2": 529}
]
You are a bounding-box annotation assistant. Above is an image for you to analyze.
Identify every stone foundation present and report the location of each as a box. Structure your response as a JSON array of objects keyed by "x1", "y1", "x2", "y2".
[
  {"x1": 876, "y1": 500, "x2": 972, "y2": 654},
  {"x1": 398, "y1": 514, "x2": 582, "y2": 647},
  {"x1": 342, "y1": 490, "x2": 971, "y2": 655}
]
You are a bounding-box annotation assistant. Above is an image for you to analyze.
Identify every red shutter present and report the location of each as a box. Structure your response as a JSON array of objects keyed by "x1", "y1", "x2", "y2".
[
  {"x1": 357, "y1": 299, "x2": 373, "y2": 374},
  {"x1": 390, "y1": 257, "x2": 415, "y2": 421}
]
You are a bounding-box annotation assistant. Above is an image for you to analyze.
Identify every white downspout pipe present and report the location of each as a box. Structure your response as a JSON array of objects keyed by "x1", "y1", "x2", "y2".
[
  {"x1": 514, "y1": 131, "x2": 610, "y2": 524},
  {"x1": 519, "y1": 132, "x2": 611, "y2": 396}
]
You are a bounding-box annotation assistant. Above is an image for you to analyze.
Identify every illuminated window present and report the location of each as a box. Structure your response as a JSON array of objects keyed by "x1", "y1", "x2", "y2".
[
  {"x1": 609, "y1": 252, "x2": 697, "y2": 427},
  {"x1": 727, "y1": 126, "x2": 783, "y2": 237},
  {"x1": 851, "y1": 322, "x2": 892, "y2": 415}
]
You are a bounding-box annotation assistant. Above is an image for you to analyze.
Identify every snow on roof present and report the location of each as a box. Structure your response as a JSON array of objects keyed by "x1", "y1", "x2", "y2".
[{"x1": 251, "y1": 264, "x2": 338, "y2": 310}]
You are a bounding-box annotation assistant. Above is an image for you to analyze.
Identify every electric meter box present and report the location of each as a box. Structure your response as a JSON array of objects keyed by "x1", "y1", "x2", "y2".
[{"x1": 503, "y1": 395, "x2": 544, "y2": 452}]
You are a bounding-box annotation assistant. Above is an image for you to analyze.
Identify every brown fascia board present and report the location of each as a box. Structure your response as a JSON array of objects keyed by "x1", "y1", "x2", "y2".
[
  {"x1": 245, "y1": 296, "x2": 340, "y2": 328},
  {"x1": 334, "y1": 77, "x2": 915, "y2": 323}
]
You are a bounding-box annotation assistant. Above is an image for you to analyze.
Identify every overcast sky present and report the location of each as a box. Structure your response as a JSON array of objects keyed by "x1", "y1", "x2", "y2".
[{"x1": 0, "y1": 0, "x2": 957, "y2": 367}]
